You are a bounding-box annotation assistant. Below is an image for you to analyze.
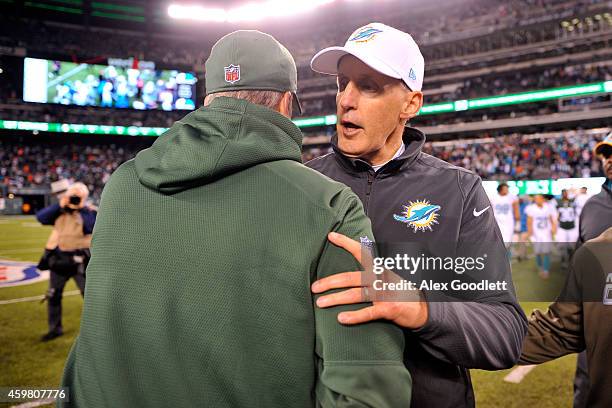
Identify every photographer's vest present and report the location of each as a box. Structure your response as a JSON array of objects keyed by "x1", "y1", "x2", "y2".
[{"x1": 45, "y1": 211, "x2": 92, "y2": 251}]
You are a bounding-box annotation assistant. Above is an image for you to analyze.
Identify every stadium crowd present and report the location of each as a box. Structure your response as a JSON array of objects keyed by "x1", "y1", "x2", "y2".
[
  {"x1": 0, "y1": 139, "x2": 150, "y2": 204},
  {"x1": 1, "y1": 129, "x2": 606, "y2": 204},
  {"x1": 0, "y1": 0, "x2": 608, "y2": 124},
  {"x1": 0, "y1": 0, "x2": 605, "y2": 68},
  {"x1": 0, "y1": 105, "x2": 184, "y2": 128},
  {"x1": 301, "y1": 130, "x2": 606, "y2": 179},
  {"x1": 298, "y1": 62, "x2": 611, "y2": 117},
  {"x1": 424, "y1": 63, "x2": 611, "y2": 104},
  {"x1": 420, "y1": 132, "x2": 605, "y2": 180}
]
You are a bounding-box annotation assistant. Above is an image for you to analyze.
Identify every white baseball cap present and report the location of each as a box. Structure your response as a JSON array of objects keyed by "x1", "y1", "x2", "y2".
[
  {"x1": 310, "y1": 22, "x2": 425, "y2": 92},
  {"x1": 50, "y1": 179, "x2": 71, "y2": 195}
]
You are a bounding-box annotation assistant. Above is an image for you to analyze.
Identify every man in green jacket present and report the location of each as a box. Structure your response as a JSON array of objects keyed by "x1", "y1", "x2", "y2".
[{"x1": 59, "y1": 30, "x2": 411, "y2": 407}]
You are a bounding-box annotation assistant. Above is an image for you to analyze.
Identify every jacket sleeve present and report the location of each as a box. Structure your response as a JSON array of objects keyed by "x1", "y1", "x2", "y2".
[
  {"x1": 519, "y1": 246, "x2": 587, "y2": 364},
  {"x1": 80, "y1": 208, "x2": 98, "y2": 235},
  {"x1": 411, "y1": 176, "x2": 528, "y2": 370},
  {"x1": 518, "y1": 302, "x2": 584, "y2": 364},
  {"x1": 315, "y1": 188, "x2": 412, "y2": 408},
  {"x1": 36, "y1": 203, "x2": 62, "y2": 225}
]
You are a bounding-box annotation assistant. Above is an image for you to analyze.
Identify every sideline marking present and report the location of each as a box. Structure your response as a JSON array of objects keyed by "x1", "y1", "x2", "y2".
[
  {"x1": 504, "y1": 365, "x2": 536, "y2": 383},
  {"x1": 10, "y1": 397, "x2": 56, "y2": 407},
  {"x1": 0, "y1": 290, "x2": 80, "y2": 305}
]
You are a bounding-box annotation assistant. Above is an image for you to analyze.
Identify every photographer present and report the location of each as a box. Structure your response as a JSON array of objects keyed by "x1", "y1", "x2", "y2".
[{"x1": 36, "y1": 182, "x2": 97, "y2": 342}]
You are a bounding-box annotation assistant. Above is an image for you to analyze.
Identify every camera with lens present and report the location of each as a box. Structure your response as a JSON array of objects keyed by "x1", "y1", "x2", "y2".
[{"x1": 69, "y1": 195, "x2": 82, "y2": 205}]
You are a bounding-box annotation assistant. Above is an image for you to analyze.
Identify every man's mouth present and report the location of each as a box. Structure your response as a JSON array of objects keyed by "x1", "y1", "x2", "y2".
[{"x1": 339, "y1": 119, "x2": 363, "y2": 135}]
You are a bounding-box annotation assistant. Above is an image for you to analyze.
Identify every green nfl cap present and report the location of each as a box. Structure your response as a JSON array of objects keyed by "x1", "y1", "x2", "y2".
[{"x1": 205, "y1": 30, "x2": 302, "y2": 114}]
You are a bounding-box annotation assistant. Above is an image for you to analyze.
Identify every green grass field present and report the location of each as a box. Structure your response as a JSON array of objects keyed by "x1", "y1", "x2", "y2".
[{"x1": 0, "y1": 216, "x2": 576, "y2": 407}]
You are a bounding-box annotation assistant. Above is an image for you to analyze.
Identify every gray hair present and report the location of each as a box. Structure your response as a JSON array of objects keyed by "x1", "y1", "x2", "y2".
[{"x1": 204, "y1": 90, "x2": 291, "y2": 116}]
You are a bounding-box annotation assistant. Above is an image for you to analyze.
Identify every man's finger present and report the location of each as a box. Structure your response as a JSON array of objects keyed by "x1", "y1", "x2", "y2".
[
  {"x1": 316, "y1": 287, "x2": 365, "y2": 308},
  {"x1": 337, "y1": 305, "x2": 387, "y2": 325},
  {"x1": 311, "y1": 271, "x2": 362, "y2": 293},
  {"x1": 328, "y1": 232, "x2": 363, "y2": 264}
]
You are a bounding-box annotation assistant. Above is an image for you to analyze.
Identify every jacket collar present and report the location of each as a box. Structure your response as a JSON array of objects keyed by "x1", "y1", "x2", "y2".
[
  {"x1": 331, "y1": 126, "x2": 426, "y2": 177},
  {"x1": 135, "y1": 97, "x2": 303, "y2": 194},
  {"x1": 603, "y1": 178, "x2": 612, "y2": 199}
]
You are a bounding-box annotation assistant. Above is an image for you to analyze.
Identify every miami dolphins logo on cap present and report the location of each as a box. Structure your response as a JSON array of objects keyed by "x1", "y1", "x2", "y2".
[
  {"x1": 393, "y1": 199, "x2": 441, "y2": 232},
  {"x1": 349, "y1": 26, "x2": 383, "y2": 43},
  {"x1": 224, "y1": 64, "x2": 240, "y2": 84}
]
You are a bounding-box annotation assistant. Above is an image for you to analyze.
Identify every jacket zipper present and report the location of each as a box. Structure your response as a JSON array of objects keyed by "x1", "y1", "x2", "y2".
[{"x1": 365, "y1": 171, "x2": 376, "y2": 215}]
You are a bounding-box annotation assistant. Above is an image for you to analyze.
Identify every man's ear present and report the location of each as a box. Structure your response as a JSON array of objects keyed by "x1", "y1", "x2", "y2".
[
  {"x1": 278, "y1": 92, "x2": 293, "y2": 119},
  {"x1": 399, "y1": 90, "x2": 423, "y2": 122}
]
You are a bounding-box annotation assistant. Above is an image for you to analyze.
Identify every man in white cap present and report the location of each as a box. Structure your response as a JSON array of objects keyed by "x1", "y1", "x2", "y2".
[{"x1": 306, "y1": 23, "x2": 527, "y2": 407}]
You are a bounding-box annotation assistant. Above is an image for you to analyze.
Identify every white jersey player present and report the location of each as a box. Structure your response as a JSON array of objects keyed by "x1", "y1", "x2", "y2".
[
  {"x1": 526, "y1": 194, "x2": 557, "y2": 279},
  {"x1": 574, "y1": 186, "x2": 589, "y2": 219},
  {"x1": 491, "y1": 183, "x2": 519, "y2": 246}
]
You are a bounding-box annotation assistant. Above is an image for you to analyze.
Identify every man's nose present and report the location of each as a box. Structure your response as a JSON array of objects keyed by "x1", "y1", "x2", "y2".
[{"x1": 338, "y1": 82, "x2": 358, "y2": 111}]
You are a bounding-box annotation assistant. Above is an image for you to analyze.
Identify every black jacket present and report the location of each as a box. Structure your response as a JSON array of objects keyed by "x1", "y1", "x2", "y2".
[{"x1": 306, "y1": 127, "x2": 528, "y2": 408}]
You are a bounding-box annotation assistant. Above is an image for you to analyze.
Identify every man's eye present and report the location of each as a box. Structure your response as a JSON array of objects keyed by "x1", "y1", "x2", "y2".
[
  {"x1": 338, "y1": 79, "x2": 348, "y2": 91},
  {"x1": 360, "y1": 82, "x2": 377, "y2": 92}
]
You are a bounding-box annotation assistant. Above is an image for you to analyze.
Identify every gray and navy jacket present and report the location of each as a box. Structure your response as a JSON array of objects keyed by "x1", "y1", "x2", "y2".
[{"x1": 307, "y1": 127, "x2": 528, "y2": 408}]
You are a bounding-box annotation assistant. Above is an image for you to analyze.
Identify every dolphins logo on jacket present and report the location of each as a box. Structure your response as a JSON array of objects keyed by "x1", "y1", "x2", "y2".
[{"x1": 393, "y1": 200, "x2": 441, "y2": 232}]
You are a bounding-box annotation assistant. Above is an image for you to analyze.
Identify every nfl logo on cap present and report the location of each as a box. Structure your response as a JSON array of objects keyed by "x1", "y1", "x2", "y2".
[{"x1": 224, "y1": 64, "x2": 240, "y2": 84}]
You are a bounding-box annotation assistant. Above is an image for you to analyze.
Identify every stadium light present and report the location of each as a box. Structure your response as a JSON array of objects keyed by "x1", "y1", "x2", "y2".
[
  {"x1": 4, "y1": 81, "x2": 610, "y2": 134},
  {"x1": 418, "y1": 81, "x2": 610, "y2": 116},
  {"x1": 420, "y1": 102, "x2": 454, "y2": 115},
  {"x1": 168, "y1": 0, "x2": 335, "y2": 23},
  {"x1": 168, "y1": 5, "x2": 226, "y2": 22}
]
